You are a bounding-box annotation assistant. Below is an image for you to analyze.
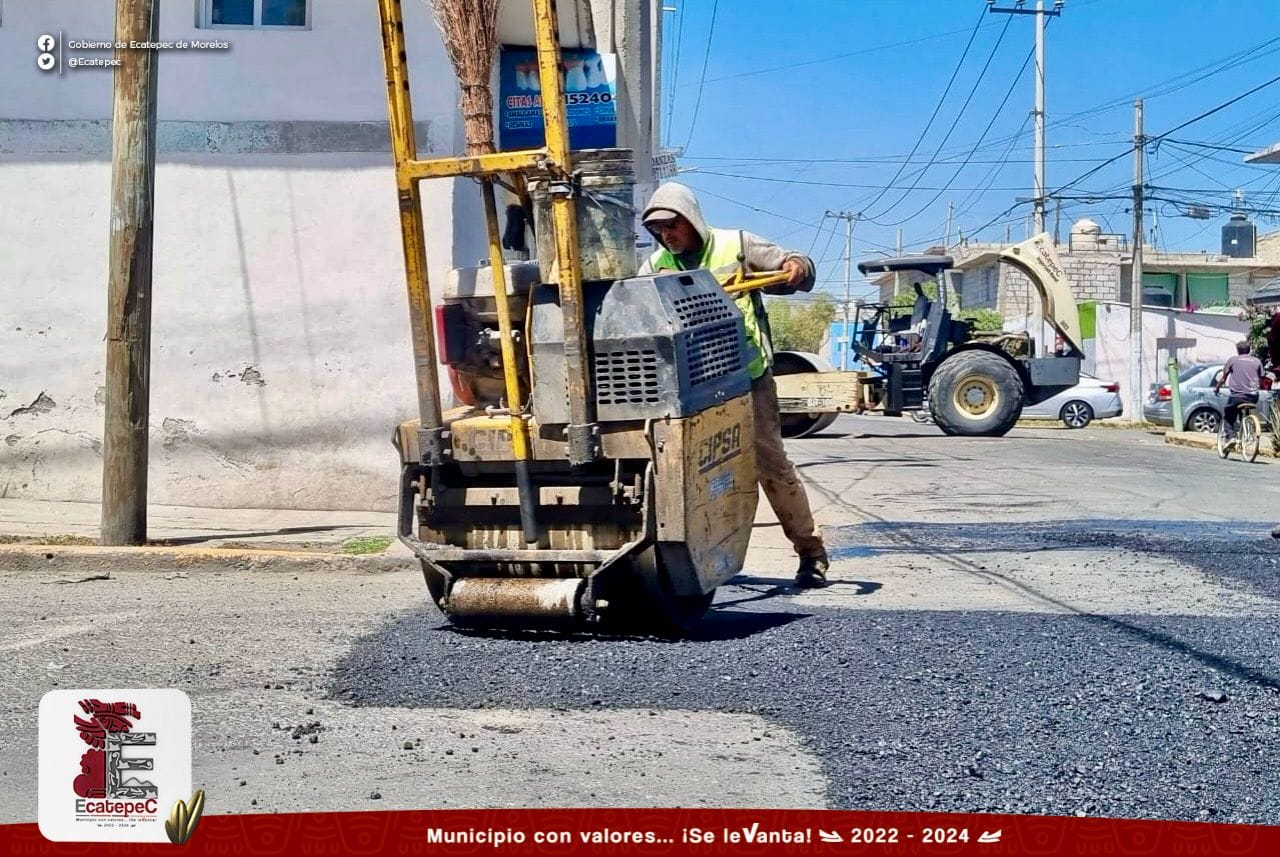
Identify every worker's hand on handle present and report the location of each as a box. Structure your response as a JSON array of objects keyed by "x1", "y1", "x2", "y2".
[{"x1": 782, "y1": 258, "x2": 805, "y2": 287}]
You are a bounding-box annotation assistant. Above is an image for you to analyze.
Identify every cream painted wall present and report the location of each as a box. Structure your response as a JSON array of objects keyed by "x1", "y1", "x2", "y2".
[
  {"x1": 0, "y1": 0, "x2": 493, "y2": 510},
  {"x1": 0, "y1": 157, "x2": 479, "y2": 510}
]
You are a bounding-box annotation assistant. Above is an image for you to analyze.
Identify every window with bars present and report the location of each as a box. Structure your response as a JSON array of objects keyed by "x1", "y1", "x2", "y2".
[{"x1": 200, "y1": 0, "x2": 309, "y2": 30}]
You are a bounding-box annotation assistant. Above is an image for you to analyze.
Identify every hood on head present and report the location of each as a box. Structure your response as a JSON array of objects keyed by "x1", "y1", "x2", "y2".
[{"x1": 641, "y1": 182, "x2": 710, "y2": 250}]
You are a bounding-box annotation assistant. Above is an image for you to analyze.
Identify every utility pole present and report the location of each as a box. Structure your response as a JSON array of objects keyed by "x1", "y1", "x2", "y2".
[
  {"x1": 825, "y1": 209, "x2": 858, "y2": 370},
  {"x1": 944, "y1": 200, "x2": 954, "y2": 249},
  {"x1": 102, "y1": 0, "x2": 159, "y2": 545},
  {"x1": 1129, "y1": 98, "x2": 1145, "y2": 425},
  {"x1": 894, "y1": 228, "x2": 902, "y2": 296},
  {"x1": 989, "y1": 0, "x2": 1063, "y2": 234}
]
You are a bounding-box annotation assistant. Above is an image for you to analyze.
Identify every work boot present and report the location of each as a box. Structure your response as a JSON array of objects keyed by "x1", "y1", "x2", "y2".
[{"x1": 795, "y1": 553, "x2": 830, "y2": 589}]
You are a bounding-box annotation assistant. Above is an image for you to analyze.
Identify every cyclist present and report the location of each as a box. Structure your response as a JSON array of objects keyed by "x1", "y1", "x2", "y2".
[{"x1": 1213, "y1": 340, "x2": 1263, "y2": 442}]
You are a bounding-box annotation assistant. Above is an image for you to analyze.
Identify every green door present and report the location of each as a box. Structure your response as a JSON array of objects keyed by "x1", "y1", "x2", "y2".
[{"x1": 1186, "y1": 273, "x2": 1229, "y2": 307}]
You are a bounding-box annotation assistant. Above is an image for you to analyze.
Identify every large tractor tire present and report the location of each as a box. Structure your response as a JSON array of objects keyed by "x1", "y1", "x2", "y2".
[
  {"x1": 928, "y1": 350, "x2": 1024, "y2": 437},
  {"x1": 772, "y1": 351, "x2": 840, "y2": 438}
]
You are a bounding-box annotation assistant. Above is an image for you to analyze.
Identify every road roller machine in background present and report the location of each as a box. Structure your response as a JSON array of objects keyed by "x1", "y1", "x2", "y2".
[{"x1": 377, "y1": 0, "x2": 758, "y2": 633}]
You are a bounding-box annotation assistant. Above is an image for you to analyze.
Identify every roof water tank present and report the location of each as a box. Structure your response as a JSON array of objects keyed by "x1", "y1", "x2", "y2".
[
  {"x1": 1070, "y1": 217, "x2": 1102, "y2": 249},
  {"x1": 1222, "y1": 213, "x2": 1256, "y2": 257}
]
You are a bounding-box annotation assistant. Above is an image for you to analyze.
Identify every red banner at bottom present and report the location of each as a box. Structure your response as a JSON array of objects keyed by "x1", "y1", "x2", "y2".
[{"x1": 3, "y1": 809, "x2": 1276, "y2": 855}]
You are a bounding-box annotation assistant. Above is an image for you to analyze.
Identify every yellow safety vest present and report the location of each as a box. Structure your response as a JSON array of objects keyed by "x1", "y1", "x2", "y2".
[{"x1": 647, "y1": 228, "x2": 773, "y2": 380}]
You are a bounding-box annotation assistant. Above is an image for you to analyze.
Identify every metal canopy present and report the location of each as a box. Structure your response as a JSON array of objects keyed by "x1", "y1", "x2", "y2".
[{"x1": 856, "y1": 255, "x2": 955, "y2": 277}]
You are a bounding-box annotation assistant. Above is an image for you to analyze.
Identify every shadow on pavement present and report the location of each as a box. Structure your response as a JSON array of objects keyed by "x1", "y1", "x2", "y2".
[{"x1": 152, "y1": 524, "x2": 367, "y2": 546}]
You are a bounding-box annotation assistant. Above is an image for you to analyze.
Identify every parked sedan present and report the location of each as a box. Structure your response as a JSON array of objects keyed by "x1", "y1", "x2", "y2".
[
  {"x1": 1022, "y1": 374, "x2": 1123, "y2": 428},
  {"x1": 1143, "y1": 363, "x2": 1275, "y2": 432}
]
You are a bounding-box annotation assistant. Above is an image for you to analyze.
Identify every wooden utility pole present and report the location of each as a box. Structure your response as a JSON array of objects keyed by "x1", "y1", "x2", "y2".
[{"x1": 101, "y1": 0, "x2": 160, "y2": 545}]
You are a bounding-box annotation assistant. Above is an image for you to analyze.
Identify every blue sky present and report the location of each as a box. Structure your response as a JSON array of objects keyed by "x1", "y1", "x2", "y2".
[{"x1": 658, "y1": 0, "x2": 1280, "y2": 300}]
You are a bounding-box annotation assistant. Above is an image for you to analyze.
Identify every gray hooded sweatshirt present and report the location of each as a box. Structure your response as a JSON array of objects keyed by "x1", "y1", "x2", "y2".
[{"x1": 636, "y1": 182, "x2": 817, "y2": 295}]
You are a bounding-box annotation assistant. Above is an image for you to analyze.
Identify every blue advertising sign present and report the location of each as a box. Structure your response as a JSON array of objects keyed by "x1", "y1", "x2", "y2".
[{"x1": 498, "y1": 46, "x2": 617, "y2": 151}]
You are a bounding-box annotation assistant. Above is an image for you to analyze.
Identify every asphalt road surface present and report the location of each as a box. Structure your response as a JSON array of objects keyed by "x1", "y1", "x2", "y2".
[{"x1": 3, "y1": 417, "x2": 1279, "y2": 823}]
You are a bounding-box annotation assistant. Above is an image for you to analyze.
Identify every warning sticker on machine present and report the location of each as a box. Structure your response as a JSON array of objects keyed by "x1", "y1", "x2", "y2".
[{"x1": 706, "y1": 471, "x2": 735, "y2": 499}]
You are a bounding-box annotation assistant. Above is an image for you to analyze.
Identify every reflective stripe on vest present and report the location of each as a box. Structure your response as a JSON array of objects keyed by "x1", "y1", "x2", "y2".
[{"x1": 647, "y1": 227, "x2": 772, "y2": 380}]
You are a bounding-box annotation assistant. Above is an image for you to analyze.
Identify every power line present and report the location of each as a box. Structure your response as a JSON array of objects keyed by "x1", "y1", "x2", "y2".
[
  {"x1": 662, "y1": 0, "x2": 686, "y2": 146},
  {"x1": 679, "y1": 19, "x2": 1008, "y2": 88},
  {"x1": 1152, "y1": 71, "x2": 1280, "y2": 141},
  {"x1": 953, "y1": 114, "x2": 1032, "y2": 223},
  {"x1": 941, "y1": 33, "x2": 1280, "y2": 162},
  {"x1": 680, "y1": 0, "x2": 719, "y2": 153},
  {"x1": 874, "y1": 34, "x2": 1036, "y2": 228},
  {"x1": 679, "y1": 170, "x2": 1041, "y2": 193},
  {"x1": 864, "y1": 9, "x2": 1016, "y2": 224},
  {"x1": 853, "y1": 3, "x2": 989, "y2": 219}
]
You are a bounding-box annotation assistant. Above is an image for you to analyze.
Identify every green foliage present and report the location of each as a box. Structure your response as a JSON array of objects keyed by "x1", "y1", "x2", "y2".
[
  {"x1": 963, "y1": 308, "x2": 1005, "y2": 332},
  {"x1": 1243, "y1": 305, "x2": 1269, "y2": 355},
  {"x1": 766, "y1": 293, "x2": 838, "y2": 353}
]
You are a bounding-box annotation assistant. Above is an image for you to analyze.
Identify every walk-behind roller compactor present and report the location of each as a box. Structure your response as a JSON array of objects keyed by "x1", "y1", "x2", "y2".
[{"x1": 378, "y1": 0, "x2": 768, "y2": 632}]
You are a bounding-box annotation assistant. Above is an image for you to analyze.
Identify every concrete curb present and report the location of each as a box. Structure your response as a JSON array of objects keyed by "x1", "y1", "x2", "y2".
[
  {"x1": 1164, "y1": 430, "x2": 1279, "y2": 459},
  {"x1": 0, "y1": 544, "x2": 415, "y2": 575}
]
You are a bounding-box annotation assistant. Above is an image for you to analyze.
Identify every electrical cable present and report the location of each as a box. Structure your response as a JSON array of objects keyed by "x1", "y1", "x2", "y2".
[
  {"x1": 851, "y1": 4, "x2": 989, "y2": 219},
  {"x1": 662, "y1": 0, "x2": 686, "y2": 146},
  {"x1": 681, "y1": 0, "x2": 719, "y2": 153},
  {"x1": 864, "y1": 8, "x2": 1016, "y2": 224}
]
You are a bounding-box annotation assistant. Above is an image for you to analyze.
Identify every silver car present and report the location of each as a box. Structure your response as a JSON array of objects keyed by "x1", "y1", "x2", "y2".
[
  {"x1": 1022, "y1": 374, "x2": 1124, "y2": 428},
  {"x1": 1142, "y1": 363, "x2": 1275, "y2": 432}
]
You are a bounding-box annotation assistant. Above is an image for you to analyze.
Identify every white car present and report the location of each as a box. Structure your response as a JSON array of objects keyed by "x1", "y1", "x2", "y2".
[{"x1": 1022, "y1": 374, "x2": 1123, "y2": 428}]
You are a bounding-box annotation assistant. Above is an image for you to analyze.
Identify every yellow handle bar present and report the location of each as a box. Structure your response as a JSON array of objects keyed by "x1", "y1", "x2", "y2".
[{"x1": 718, "y1": 270, "x2": 791, "y2": 296}]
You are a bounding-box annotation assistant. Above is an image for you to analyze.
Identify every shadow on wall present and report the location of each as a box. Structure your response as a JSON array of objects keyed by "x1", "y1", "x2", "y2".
[{"x1": 226, "y1": 171, "x2": 271, "y2": 434}]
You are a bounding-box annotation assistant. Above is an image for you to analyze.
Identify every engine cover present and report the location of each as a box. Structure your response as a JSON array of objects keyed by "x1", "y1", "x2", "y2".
[{"x1": 530, "y1": 269, "x2": 751, "y2": 424}]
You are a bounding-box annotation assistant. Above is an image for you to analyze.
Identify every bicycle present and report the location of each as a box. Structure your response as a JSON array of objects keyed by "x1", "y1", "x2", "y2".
[{"x1": 1216, "y1": 400, "x2": 1261, "y2": 462}]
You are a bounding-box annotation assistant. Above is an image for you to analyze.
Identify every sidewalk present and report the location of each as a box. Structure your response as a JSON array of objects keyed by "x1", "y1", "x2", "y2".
[
  {"x1": 0, "y1": 498, "x2": 410, "y2": 574},
  {"x1": 0, "y1": 494, "x2": 802, "y2": 577},
  {"x1": 1164, "y1": 430, "x2": 1279, "y2": 459}
]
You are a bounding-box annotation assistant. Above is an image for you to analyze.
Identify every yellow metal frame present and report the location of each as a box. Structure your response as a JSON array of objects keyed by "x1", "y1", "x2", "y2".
[{"x1": 376, "y1": 0, "x2": 595, "y2": 470}]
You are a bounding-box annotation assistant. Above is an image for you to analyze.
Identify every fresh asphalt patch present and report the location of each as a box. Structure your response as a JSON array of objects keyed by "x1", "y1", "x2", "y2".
[{"x1": 334, "y1": 592, "x2": 1280, "y2": 823}]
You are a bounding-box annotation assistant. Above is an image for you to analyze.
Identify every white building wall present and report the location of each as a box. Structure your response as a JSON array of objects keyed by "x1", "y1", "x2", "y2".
[
  {"x1": 2, "y1": 0, "x2": 458, "y2": 122},
  {"x1": 1091, "y1": 304, "x2": 1245, "y2": 392},
  {"x1": 0, "y1": 0, "x2": 495, "y2": 511}
]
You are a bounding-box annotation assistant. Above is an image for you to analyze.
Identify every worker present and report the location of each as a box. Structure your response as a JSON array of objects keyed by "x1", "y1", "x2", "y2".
[
  {"x1": 637, "y1": 182, "x2": 830, "y2": 588},
  {"x1": 907, "y1": 281, "x2": 931, "y2": 351}
]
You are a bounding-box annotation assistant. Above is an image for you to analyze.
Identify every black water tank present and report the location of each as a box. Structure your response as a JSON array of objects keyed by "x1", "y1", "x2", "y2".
[{"x1": 1222, "y1": 213, "x2": 1256, "y2": 257}]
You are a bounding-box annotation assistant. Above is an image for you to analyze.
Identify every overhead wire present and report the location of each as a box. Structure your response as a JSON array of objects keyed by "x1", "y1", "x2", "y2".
[
  {"x1": 851, "y1": 3, "x2": 989, "y2": 219},
  {"x1": 864, "y1": 7, "x2": 1016, "y2": 224},
  {"x1": 661, "y1": 0, "x2": 687, "y2": 146},
  {"x1": 680, "y1": 0, "x2": 720, "y2": 153},
  {"x1": 873, "y1": 25, "x2": 1035, "y2": 228}
]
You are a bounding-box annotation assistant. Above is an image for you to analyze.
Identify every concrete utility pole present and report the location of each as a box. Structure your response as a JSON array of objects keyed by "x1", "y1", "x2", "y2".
[
  {"x1": 1130, "y1": 98, "x2": 1145, "y2": 424},
  {"x1": 894, "y1": 228, "x2": 902, "y2": 296},
  {"x1": 102, "y1": 0, "x2": 160, "y2": 545},
  {"x1": 945, "y1": 200, "x2": 954, "y2": 249},
  {"x1": 825, "y1": 209, "x2": 858, "y2": 370},
  {"x1": 989, "y1": 0, "x2": 1063, "y2": 234}
]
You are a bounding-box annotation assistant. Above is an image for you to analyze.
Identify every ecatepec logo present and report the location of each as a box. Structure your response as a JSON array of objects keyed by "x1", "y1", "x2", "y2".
[{"x1": 39, "y1": 689, "x2": 192, "y2": 843}]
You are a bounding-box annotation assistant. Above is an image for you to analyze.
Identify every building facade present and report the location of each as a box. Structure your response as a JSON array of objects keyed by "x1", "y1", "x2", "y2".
[{"x1": 1, "y1": 0, "x2": 657, "y2": 511}]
